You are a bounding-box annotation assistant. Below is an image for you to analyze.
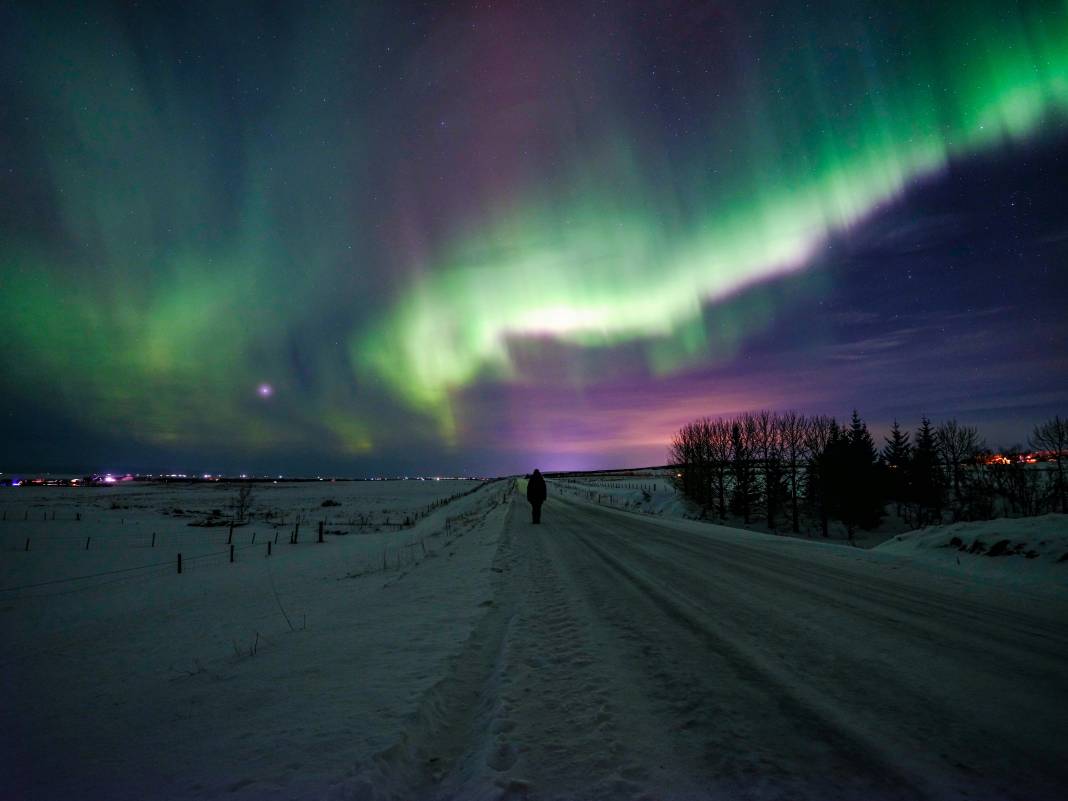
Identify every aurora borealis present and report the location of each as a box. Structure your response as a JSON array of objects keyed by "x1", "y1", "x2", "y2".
[{"x1": 2, "y1": 1, "x2": 1067, "y2": 475}]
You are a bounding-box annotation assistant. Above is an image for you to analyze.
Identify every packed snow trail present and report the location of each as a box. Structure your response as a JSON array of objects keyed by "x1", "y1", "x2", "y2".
[{"x1": 364, "y1": 493, "x2": 1068, "y2": 801}]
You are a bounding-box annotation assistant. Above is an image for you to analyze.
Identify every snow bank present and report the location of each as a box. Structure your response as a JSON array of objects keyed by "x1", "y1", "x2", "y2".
[
  {"x1": 874, "y1": 515, "x2": 1068, "y2": 588},
  {"x1": 876, "y1": 514, "x2": 1068, "y2": 562}
]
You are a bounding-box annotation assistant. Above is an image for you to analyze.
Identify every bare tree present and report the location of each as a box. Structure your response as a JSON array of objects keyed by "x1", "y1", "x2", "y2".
[
  {"x1": 804, "y1": 415, "x2": 837, "y2": 537},
  {"x1": 707, "y1": 419, "x2": 733, "y2": 520},
  {"x1": 670, "y1": 420, "x2": 705, "y2": 508},
  {"x1": 935, "y1": 420, "x2": 982, "y2": 520},
  {"x1": 1030, "y1": 415, "x2": 1067, "y2": 512},
  {"x1": 779, "y1": 411, "x2": 809, "y2": 533},
  {"x1": 999, "y1": 448, "x2": 1044, "y2": 517},
  {"x1": 233, "y1": 484, "x2": 254, "y2": 523},
  {"x1": 730, "y1": 413, "x2": 759, "y2": 524},
  {"x1": 671, "y1": 417, "x2": 733, "y2": 518},
  {"x1": 754, "y1": 411, "x2": 781, "y2": 528}
]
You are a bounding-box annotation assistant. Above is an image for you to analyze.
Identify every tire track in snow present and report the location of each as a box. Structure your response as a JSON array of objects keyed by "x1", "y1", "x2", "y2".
[
  {"x1": 473, "y1": 507, "x2": 711, "y2": 800},
  {"x1": 338, "y1": 494, "x2": 1067, "y2": 801},
  {"x1": 547, "y1": 504, "x2": 933, "y2": 801},
  {"x1": 555, "y1": 497, "x2": 1068, "y2": 801},
  {"x1": 575, "y1": 503, "x2": 1067, "y2": 672}
]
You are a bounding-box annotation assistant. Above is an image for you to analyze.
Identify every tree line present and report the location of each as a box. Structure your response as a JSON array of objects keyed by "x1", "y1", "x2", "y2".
[{"x1": 669, "y1": 411, "x2": 1067, "y2": 539}]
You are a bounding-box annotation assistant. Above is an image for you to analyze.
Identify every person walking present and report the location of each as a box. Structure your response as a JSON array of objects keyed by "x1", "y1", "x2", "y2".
[{"x1": 527, "y1": 469, "x2": 547, "y2": 524}]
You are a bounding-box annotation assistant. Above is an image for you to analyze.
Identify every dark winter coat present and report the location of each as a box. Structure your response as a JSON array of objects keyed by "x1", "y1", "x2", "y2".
[{"x1": 527, "y1": 471, "x2": 547, "y2": 505}]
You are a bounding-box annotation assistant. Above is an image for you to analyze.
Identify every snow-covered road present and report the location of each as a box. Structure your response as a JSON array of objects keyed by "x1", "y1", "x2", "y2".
[{"x1": 368, "y1": 493, "x2": 1068, "y2": 801}]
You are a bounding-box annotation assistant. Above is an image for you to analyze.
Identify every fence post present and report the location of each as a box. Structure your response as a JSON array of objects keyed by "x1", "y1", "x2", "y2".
[
  {"x1": 274, "y1": 530, "x2": 279, "y2": 545},
  {"x1": 24, "y1": 537, "x2": 30, "y2": 552},
  {"x1": 318, "y1": 520, "x2": 323, "y2": 543},
  {"x1": 177, "y1": 552, "x2": 182, "y2": 574},
  {"x1": 227, "y1": 523, "x2": 233, "y2": 545},
  {"x1": 76, "y1": 512, "x2": 81, "y2": 521},
  {"x1": 293, "y1": 523, "x2": 299, "y2": 544},
  {"x1": 230, "y1": 544, "x2": 234, "y2": 563},
  {"x1": 151, "y1": 532, "x2": 156, "y2": 548},
  {"x1": 85, "y1": 536, "x2": 91, "y2": 550},
  {"x1": 251, "y1": 531, "x2": 256, "y2": 544},
  {"x1": 267, "y1": 540, "x2": 272, "y2": 557}
]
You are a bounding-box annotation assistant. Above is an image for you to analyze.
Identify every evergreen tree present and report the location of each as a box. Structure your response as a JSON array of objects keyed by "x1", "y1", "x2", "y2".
[
  {"x1": 804, "y1": 416, "x2": 839, "y2": 537},
  {"x1": 823, "y1": 411, "x2": 884, "y2": 540},
  {"x1": 910, "y1": 416, "x2": 944, "y2": 526},
  {"x1": 882, "y1": 420, "x2": 912, "y2": 517},
  {"x1": 819, "y1": 425, "x2": 852, "y2": 535},
  {"x1": 762, "y1": 454, "x2": 790, "y2": 531},
  {"x1": 846, "y1": 410, "x2": 884, "y2": 533}
]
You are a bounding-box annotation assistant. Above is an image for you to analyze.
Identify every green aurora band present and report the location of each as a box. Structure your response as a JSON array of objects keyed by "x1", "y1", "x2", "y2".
[
  {"x1": 2, "y1": 7, "x2": 382, "y2": 455},
  {"x1": 2, "y1": 2, "x2": 1067, "y2": 457},
  {"x1": 359, "y1": 3, "x2": 1068, "y2": 432}
]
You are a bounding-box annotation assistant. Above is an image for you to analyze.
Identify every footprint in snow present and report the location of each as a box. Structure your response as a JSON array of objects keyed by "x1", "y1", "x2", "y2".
[{"x1": 487, "y1": 741, "x2": 519, "y2": 771}]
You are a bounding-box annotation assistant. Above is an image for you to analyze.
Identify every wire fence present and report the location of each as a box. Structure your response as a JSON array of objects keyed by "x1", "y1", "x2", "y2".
[
  {"x1": 0, "y1": 540, "x2": 278, "y2": 599},
  {"x1": 1, "y1": 480, "x2": 504, "y2": 552},
  {"x1": 0, "y1": 480, "x2": 508, "y2": 599},
  {"x1": 0, "y1": 527, "x2": 275, "y2": 552}
]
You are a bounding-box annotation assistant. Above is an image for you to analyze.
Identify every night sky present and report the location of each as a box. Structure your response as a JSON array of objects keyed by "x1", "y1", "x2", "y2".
[{"x1": 2, "y1": 1, "x2": 1066, "y2": 476}]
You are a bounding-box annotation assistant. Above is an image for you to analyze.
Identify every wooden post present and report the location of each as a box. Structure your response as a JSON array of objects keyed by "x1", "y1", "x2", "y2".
[
  {"x1": 293, "y1": 522, "x2": 299, "y2": 544},
  {"x1": 251, "y1": 531, "x2": 256, "y2": 544},
  {"x1": 24, "y1": 537, "x2": 30, "y2": 552},
  {"x1": 230, "y1": 544, "x2": 235, "y2": 563},
  {"x1": 85, "y1": 536, "x2": 91, "y2": 550},
  {"x1": 76, "y1": 512, "x2": 81, "y2": 521},
  {"x1": 267, "y1": 540, "x2": 272, "y2": 557},
  {"x1": 274, "y1": 530, "x2": 279, "y2": 544},
  {"x1": 227, "y1": 523, "x2": 233, "y2": 545},
  {"x1": 318, "y1": 520, "x2": 323, "y2": 543},
  {"x1": 151, "y1": 531, "x2": 156, "y2": 547},
  {"x1": 177, "y1": 552, "x2": 182, "y2": 574}
]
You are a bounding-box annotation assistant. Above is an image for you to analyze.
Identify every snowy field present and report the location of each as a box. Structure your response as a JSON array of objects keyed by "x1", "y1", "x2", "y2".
[
  {"x1": 0, "y1": 480, "x2": 486, "y2": 589},
  {"x1": 3, "y1": 481, "x2": 1067, "y2": 800},
  {"x1": 2, "y1": 480, "x2": 508, "y2": 800}
]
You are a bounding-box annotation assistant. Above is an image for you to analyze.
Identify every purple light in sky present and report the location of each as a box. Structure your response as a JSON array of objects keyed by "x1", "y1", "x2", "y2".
[{"x1": 258, "y1": 383, "x2": 274, "y2": 399}]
